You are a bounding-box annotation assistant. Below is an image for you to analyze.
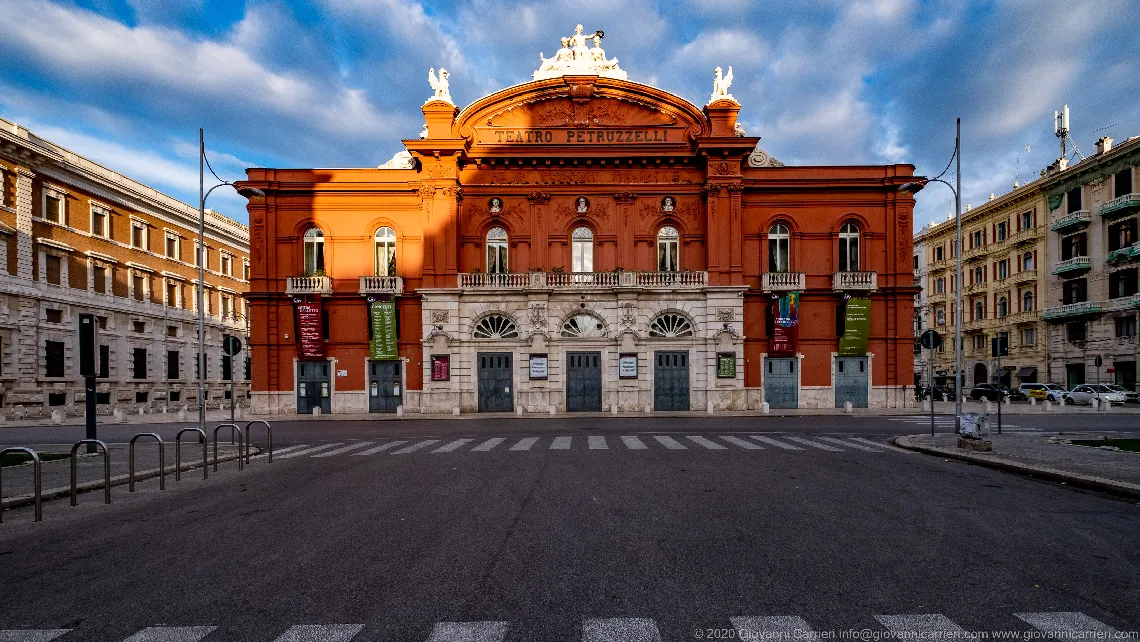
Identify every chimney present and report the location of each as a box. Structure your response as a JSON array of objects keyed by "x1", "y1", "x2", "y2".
[{"x1": 1096, "y1": 136, "x2": 1114, "y2": 155}]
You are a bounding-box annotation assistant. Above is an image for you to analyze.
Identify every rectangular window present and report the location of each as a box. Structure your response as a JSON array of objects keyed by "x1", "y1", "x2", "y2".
[
  {"x1": 93, "y1": 265, "x2": 107, "y2": 294},
  {"x1": 166, "y1": 234, "x2": 179, "y2": 259},
  {"x1": 1062, "y1": 279, "x2": 1088, "y2": 305},
  {"x1": 45, "y1": 195, "x2": 63, "y2": 224},
  {"x1": 244, "y1": 357, "x2": 251, "y2": 381},
  {"x1": 131, "y1": 223, "x2": 146, "y2": 249},
  {"x1": 1067, "y1": 322, "x2": 1086, "y2": 342},
  {"x1": 243, "y1": 261, "x2": 250, "y2": 280},
  {"x1": 45, "y1": 340, "x2": 65, "y2": 377},
  {"x1": 46, "y1": 309, "x2": 62, "y2": 323},
  {"x1": 167, "y1": 282, "x2": 178, "y2": 306},
  {"x1": 1117, "y1": 168, "x2": 1134, "y2": 199},
  {"x1": 92, "y1": 210, "x2": 107, "y2": 237},
  {"x1": 972, "y1": 335, "x2": 986, "y2": 350},
  {"x1": 1116, "y1": 315, "x2": 1138, "y2": 338},
  {"x1": 222, "y1": 354, "x2": 232, "y2": 381},
  {"x1": 96, "y1": 316, "x2": 107, "y2": 330},
  {"x1": 935, "y1": 246, "x2": 944, "y2": 261},
  {"x1": 1110, "y1": 269, "x2": 1139, "y2": 299},
  {"x1": 1061, "y1": 233, "x2": 1087, "y2": 260},
  {"x1": 972, "y1": 230, "x2": 983, "y2": 248},
  {"x1": 1108, "y1": 218, "x2": 1136, "y2": 252},
  {"x1": 998, "y1": 260, "x2": 1008, "y2": 279},
  {"x1": 167, "y1": 324, "x2": 178, "y2": 337},
  {"x1": 132, "y1": 320, "x2": 146, "y2": 333},
  {"x1": 132, "y1": 274, "x2": 145, "y2": 301},
  {"x1": 132, "y1": 348, "x2": 147, "y2": 379},
  {"x1": 98, "y1": 345, "x2": 109, "y2": 378},
  {"x1": 1022, "y1": 328, "x2": 1036, "y2": 346},
  {"x1": 46, "y1": 255, "x2": 62, "y2": 285},
  {"x1": 167, "y1": 350, "x2": 180, "y2": 379},
  {"x1": 996, "y1": 222, "x2": 1007, "y2": 241},
  {"x1": 220, "y1": 253, "x2": 232, "y2": 276},
  {"x1": 1021, "y1": 211, "x2": 1032, "y2": 230},
  {"x1": 1067, "y1": 186, "x2": 1082, "y2": 213}
]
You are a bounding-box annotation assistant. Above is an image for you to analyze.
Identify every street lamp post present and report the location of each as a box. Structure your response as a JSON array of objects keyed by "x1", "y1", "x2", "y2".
[
  {"x1": 899, "y1": 118, "x2": 963, "y2": 432},
  {"x1": 197, "y1": 129, "x2": 263, "y2": 436}
]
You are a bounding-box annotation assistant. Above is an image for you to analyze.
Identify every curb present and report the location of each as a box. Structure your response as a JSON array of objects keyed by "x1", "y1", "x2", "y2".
[
  {"x1": 893, "y1": 435, "x2": 1140, "y2": 500},
  {"x1": 0, "y1": 446, "x2": 261, "y2": 511}
]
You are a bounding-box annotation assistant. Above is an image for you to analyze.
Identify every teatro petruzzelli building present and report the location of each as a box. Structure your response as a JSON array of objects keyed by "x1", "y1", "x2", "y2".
[{"x1": 239, "y1": 26, "x2": 919, "y2": 416}]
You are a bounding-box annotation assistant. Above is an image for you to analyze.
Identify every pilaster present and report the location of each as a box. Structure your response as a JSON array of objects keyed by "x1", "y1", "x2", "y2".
[
  {"x1": 613, "y1": 192, "x2": 638, "y2": 269},
  {"x1": 15, "y1": 166, "x2": 35, "y2": 280}
]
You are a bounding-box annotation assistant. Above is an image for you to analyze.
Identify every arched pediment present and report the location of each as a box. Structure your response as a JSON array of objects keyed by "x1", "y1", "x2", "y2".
[{"x1": 455, "y1": 76, "x2": 708, "y2": 151}]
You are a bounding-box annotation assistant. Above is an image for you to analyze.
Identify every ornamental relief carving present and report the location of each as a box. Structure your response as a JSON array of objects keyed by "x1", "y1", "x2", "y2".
[
  {"x1": 486, "y1": 96, "x2": 680, "y2": 129},
  {"x1": 554, "y1": 199, "x2": 609, "y2": 224},
  {"x1": 640, "y1": 199, "x2": 700, "y2": 231}
]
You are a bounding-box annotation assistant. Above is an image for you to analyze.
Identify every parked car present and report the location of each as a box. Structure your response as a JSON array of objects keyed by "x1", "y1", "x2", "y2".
[
  {"x1": 1020, "y1": 383, "x2": 1069, "y2": 403},
  {"x1": 1064, "y1": 384, "x2": 1127, "y2": 406},
  {"x1": 1104, "y1": 384, "x2": 1139, "y2": 404},
  {"x1": 916, "y1": 385, "x2": 955, "y2": 401},
  {"x1": 969, "y1": 383, "x2": 1015, "y2": 402}
]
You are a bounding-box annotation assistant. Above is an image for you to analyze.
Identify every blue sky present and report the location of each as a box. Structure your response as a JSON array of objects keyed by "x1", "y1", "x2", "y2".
[{"x1": 1, "y1": 0, "x2": 1137, "y2": 227}]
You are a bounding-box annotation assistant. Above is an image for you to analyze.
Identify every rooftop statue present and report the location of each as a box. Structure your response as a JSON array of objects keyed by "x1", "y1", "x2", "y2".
[
  {"x1": 709, "y1": 66, "x2": 737, "y2": 105},
  {"x1": 427, "y1": 67, "x2": 453, "y2": 105},
  {"x1": 533, "y1": 24, "x2": 628, "y2": 81}
]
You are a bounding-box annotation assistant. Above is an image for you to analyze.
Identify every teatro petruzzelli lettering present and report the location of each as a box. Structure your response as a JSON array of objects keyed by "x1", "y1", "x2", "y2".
[{"x1": 490, "y1": 127, "x2": 677, "y2": 144}]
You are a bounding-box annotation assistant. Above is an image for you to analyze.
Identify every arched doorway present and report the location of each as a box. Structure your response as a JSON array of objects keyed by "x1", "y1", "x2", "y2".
[{"x1": 973, "y1": 363, "x2": 988, "y2": 387}]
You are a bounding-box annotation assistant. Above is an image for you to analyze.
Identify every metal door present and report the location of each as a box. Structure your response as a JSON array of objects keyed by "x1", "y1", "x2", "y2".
[
  {"x1": 297, "y1": 360, "x2": 331, "y2": 414},
  {"x1": 368, "y1": 360, "x2": 402, "y2": 413},
  {"x1": 477, "y1": 352, "x2": 514, "y2": 412},
  {"x1": 834, "y1": 356, "x2": 868, "y2": 408},
  {"x1": 653, "y1": 351, "x2": 690, "y2": 411},
  {"x1": 566, "y1": 351, "x2": 602, "y2": 412},
  {"x1": 764, "y1": 357, "x2": 798, "y2": 409}
]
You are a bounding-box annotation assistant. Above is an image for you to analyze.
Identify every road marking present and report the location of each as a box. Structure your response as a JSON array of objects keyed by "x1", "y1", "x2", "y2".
[
  {"x1": 875, "y1": 614, "x2": 966, "y2": 636},
  {"x1": 275, "y1": 443, "x2": 345, "y2": 459},
  {"x1": 817, "y1": 436, "x2": 881, "y2": 452},
  {"x1": 551, "y1": 436, "x2": 573, "y2": 450},
  {"x1": 257, "y1": 444, "x2": 310, "y2": 457},
  {"x1": 653, "y1": 435, "x2": 687, "y2": 450},
  {"x1": 621, "y1": 436, "x2": 648, "y2": 450},
  {"x1": 1015, "y1": 612, "x2": 1118, "y2": 635},
  {"x1": 783, "y1": 436, "x2": 844, "y2": 452},
  {"x1": 510, "y1": 437, "x2": 539, "y2": 451},
  {"x1": 433, "y1": 439, "x2": 474, "y2": 453},
  {"x1": 588, "y1": 436, "x2": 608, "y2": 450},
  {"x1": 0, "y1": 632, "x2": 73, "y2": 642},
  {"x1": 720, "y1": 435, "x2": 763, "y2": 450},
  {"x1": 312, "y1": 442, "x2": 375, "y2": 457},
  {"x1": 687, "y1": 435, "x2": 727, "y2": 450},
  {"x1": 271, "y1": 624, "x2": 365, "y2": 641},
  {"x1": 749, "y1": 435, "x2": 804, "y2": 450},
  {"x1": 352, "y1": 440, "x2": 407, "y2": 456},
  {"x1": 582, "y1": 617, "x2": 661, "y2": 642},
  {"x1": 121, "y1": 627, "x2": 218, "y2": 642},
  {"x1": 391, "y1": 440, "x2": 440, "y2": 454},
  {"x1": 472, "y1": 437, "x2": 507, "y2": 452},
  {"x1": 848, "y1": 437, "x2": 916, "y2": 454},
  {"x1": 732, "y1": 616, "x2": 816, "y2": 640},
  {"x1": 424, "y1": 621, "x2": 509, "y2": 642}
]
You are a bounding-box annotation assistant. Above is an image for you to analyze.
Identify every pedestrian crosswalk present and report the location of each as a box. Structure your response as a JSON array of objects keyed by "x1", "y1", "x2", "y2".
[
  {"x1": 269, "y1": 434, "x2": 917, "y2": 459},
  {"x1": 0, "y1": 611, "x2": 1123, "y2": 641},
  {"x1": 887, "y1": 416, "x2": 1041, "y2": 432}
]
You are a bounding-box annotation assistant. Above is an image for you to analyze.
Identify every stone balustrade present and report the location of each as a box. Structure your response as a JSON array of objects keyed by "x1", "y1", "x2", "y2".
[
  {"x1": 358, "y1": 275, "x2": 404, "y2": 295},
  {"x1": 285, "y1": 275, "x2": 333, "y2": 295}
]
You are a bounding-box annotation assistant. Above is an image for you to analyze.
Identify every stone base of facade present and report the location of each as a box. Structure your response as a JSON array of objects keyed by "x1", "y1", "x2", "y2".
[{"x1": 252, "y1": 391, "x2": 297, "y2": 415}]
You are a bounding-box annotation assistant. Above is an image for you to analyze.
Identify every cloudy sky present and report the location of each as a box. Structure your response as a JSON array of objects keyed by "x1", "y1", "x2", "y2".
[{"x1": 1, "y1": 0, "x2": 1137, "y2": 227}]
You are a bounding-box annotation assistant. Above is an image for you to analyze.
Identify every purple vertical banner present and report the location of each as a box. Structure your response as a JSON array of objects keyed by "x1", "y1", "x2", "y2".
[{"x1": 296, "y1": 298, "x2": 324, "y2": 358}]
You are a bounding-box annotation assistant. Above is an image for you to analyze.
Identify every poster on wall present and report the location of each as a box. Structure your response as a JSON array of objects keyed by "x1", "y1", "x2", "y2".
[
  {"x1": 369, "y1": 299, "x2": 399, "y2": 360},
  {"x1": 431, "y1": 355, "x2": 450, "y2": 381},
  {"x1": 529, "y1": 354, "x2": 548, "y2": 380},
  {"x1": 618, "y1": 353, "x2": 638, "y2": 379},
  {"x1": 769, "y1": 291, "x2": 800, "y2": 357},
  {"x1": 838, "y1": 297, "x2": 871, "y2": 356},
  {"x1": 296, "y1": 299, "x2": 324, "y2": 358},
  {"x1": 717, "y1": 353, "x2": 737, "y2": 378}
]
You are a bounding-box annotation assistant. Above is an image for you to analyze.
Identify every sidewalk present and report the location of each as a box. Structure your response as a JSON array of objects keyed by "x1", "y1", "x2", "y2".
[{"x1": 895, "y1": 432, "x2": 1140, "y2": 499}]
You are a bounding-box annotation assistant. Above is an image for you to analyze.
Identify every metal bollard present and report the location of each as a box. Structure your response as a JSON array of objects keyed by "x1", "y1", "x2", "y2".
[
  {"x1": 244, "y1": 420, "x2": 272, "y2": 464},
  {"x1": 0, "y1": 447, "x2": 43, "y2": 522},
  {"x1": 70, "y1": 439, "x2": 110, "y2": 506},
  {"x1": 213, "y1": 424, "x2": 244, "y2": 471},
  {"x1": 128, "y1": 433, "x2": 165, "y2": 492},
  {"x1": 175, "y1": 428, "x2": 208, "y2": 481}
]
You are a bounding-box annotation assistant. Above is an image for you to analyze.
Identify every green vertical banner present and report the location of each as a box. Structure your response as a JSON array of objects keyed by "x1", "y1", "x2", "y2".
[
  {"x1": 838, "y1": 297, "x2": 871, "y2": 356},
  {"x1": 369, "y1": 299, "x2": 398, "y2": 360}
]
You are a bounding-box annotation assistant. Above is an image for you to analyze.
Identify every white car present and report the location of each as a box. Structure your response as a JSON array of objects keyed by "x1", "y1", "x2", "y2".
[
  {"x1": 1019, "y1": 383, "x2": 1069, "y2": 403},
  {"x1": 1104, "y1": 384, "x2": 1139, "y2": 404},
  {"x1": 1064, "y1": 384, "x2": 1127, "y2": 406}
]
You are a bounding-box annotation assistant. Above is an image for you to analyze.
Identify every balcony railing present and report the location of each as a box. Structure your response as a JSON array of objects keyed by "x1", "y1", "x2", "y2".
[
  {"x1": 963, "y1": 246, "x2": 987, "y2": 261},
  {"x1": 761, "y1": 272, "x2": 806, "y2": 291},
  {"x1": 1099, "y1": 193, "x2": 1140, "y2": 218},
  {"x1": 965, "y1": 282, "x2": 987, "y2": 294},
  {"x1": 1042, "y1": 301, "x2": 1105, "y2": 320},
  {"x1": 1004, "y1": 310, "x2": 1039, "y2": 324},
  {"x1": 1012, "y1": 269, "x2": 1038, "y2": 284},
  {"x1": 1008, "y1": 226, "x2": 1042, "y2": 246},
  {"x1": 1051, "y1": 256, "x2": 1091, "y2": 276},
  {"x1": 1107, "y1": 242, "x2": 1140, "y2": 265},
  {"x1": 285, "y1": 275, "x2": 333, "y2": 296},
  {"x1": 1109, "y1": 294, "x2": 1140, "y2": 310},
  {"x1": 1051, "y1": 210, "x2": 1091, "y2": 232},
  {"x1": 832, "y1": 271, "x2": 877, "y2": 291},
  {"x1": 358, "y1": 275, "x2": 404, "y2": 295},
  {"x1": 457, "y1": 271, "x2": 708, "y2": 291}
]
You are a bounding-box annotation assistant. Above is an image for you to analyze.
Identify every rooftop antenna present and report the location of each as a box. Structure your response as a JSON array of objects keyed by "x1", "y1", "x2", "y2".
[{"x1": 1054, "y1": 105, "x2": 1085, "y2": 161}]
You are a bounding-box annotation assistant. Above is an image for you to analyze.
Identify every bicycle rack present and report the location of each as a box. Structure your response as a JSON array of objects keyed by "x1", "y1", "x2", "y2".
[
  {"x1": 175, "y1": 428, "x2": 208, "y2": 481},
  {"x1": 212, "y1": 424, "x2": 244, "y2": 472},
  {"x1": 244, "y1": 420, "x2": 273, "y2": 463},
  {"x1": 129, "y1": 433, "x2": 166, "y2": 492},
  {"x1": 70, "y1": 439, "x2": 110, "y2": 506},
  {"x1": 0, "y1": 447, "x2": 42, "y2": 522}
]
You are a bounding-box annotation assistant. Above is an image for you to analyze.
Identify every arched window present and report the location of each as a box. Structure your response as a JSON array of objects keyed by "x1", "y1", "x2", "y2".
[
  {"x1": 974, "y1": 301, "x2": 984, "y2": 320},
  {"x1": 1023, "y1": 290, "x2": 1034, "y2": 312},
  {"x1": 998, "y1": 296, "x2": 1008, "y2": 318},
  {"x1": 303, "y1": 227, "x2": 324, "y2": 275},
  {"x1": 374, "y1": 226, "x2": 396, "y2": 276},
  {"x1": 572, "y1": 226, "x2": 594, "y2": 272},
  {"x1": 649, "y1": 312, "x2": 694, "y2": 338},
  {"x1": 839, "y1": 222, "x2": 860, "y2": 272},
  {"x1": 936, "y1": 309, "x2": 945, "y2": 326},
  {"x1": 768, "y1": 224, "x2": 790, "y2": 272},
  {"x1": 472, "y1": 313, "x2": 518, "y2": 339},
  {"x1": 1023, "y1": 252, "x2": 1034, "y2": 271},
  {"x1": 561, "y1": 313, "x2": 606, "y2": 338},
  {"x1": 486, "y1": 227, "x2": 508, "y2": 274},
  {"x1": 657, "y1": 225, "x2": 679, "y2": 272}
]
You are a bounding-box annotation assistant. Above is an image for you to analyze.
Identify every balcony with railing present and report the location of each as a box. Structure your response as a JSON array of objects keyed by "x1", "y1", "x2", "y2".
[
  {"x1": 965, "y1": 281, "x2": 987, "y2": 295},
  {"x1": 831, "y1": 271, "x2": 877, "y2": 291},
  {"x1": 1051, "y1": 256, "x2": 1091, "y2": 276},
  {"x1": 457, "y1": 271, "x2": 708, "y2": 291},
  {"x1": 1099, "y1": 193, "x2": 1140, "y2": 218},
  {"x1": 1106, "y1": 242, "x2": 1140, "y2": 265},
  {"x1": 761, "y1": 272, "x2": 806, "y2": 292},
  {"x1": 1004, "y1": 310, "x2": 1039, "y2": 324},
  {"x1": 1051, "y1": 210, "x2": 1091, "y2": 232},
  {"x1": 358, "y1": 275, "x2": 404, "y2": 295},
  {"x1": 1109, "y1": 294, "x2": 1140, "y2": 310},
  {"x1": 963, "y1": 246, "x2": 988, "y2": 261},
  {"x1": 1042, "y1": 301, "x2": 1105, "y2": 320},
  {"x1": 1008, "y1": 226, "x2": 1043, "y2": 246},
  {"x1": 1012, "y1": 269, "x2": 1038, "y2": 284},
  {"x1": 285, "y1": 275, "x2": 333, "y2": 296}
]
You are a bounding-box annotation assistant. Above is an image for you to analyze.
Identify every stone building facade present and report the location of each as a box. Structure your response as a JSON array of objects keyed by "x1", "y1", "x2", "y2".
[{"x1": 0, "y1": 117, "x2": 251, "y2": 412}]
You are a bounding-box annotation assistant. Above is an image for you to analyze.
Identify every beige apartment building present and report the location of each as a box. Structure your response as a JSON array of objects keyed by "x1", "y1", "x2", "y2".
[{"x1": 0, "y1": 116, "x2": 251, "y2": 413}]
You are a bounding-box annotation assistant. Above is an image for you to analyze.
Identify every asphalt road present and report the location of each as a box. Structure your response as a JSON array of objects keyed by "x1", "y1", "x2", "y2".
[{"x1": 1, "y1": 416, "x2": 1138, "y2": 641}]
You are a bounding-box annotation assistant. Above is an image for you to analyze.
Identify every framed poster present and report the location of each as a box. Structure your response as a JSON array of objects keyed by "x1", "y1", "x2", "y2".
[
  {"x1": 716, "y1": 352, "x2": 737, "y2": 378},
  {"x1": 296, "y1": 299, "x2": 324, "y2": 358},
  {"x1": 529, "y1": 354, "x2": 548, "y2": 380},
  {"x1": 430, "y1": 354, "x2": 450, "y2": 381},
  {"x1": 618, "y1": 353, "x2": 638, "y2": 379}
]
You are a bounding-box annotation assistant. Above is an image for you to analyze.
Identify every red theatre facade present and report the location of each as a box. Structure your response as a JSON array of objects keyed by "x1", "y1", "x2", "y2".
[{"x1": 241, "y1": 64, "x2": 917, "y2": 415}]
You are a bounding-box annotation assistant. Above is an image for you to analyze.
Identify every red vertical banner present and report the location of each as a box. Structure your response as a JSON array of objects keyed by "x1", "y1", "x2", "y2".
[{"x1": 296, "y1": 298, "x2": 324, "y2": 358}]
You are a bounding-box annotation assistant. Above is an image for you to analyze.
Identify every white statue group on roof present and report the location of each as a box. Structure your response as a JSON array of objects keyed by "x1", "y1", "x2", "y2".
[{"x1": 533, "y1": 24, "x2": 628, "y2": 81}]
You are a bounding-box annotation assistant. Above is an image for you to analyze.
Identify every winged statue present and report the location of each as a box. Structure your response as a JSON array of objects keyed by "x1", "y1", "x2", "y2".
[{"x1": 427, "y1": 67, "x2": 453, "y2": 105}]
